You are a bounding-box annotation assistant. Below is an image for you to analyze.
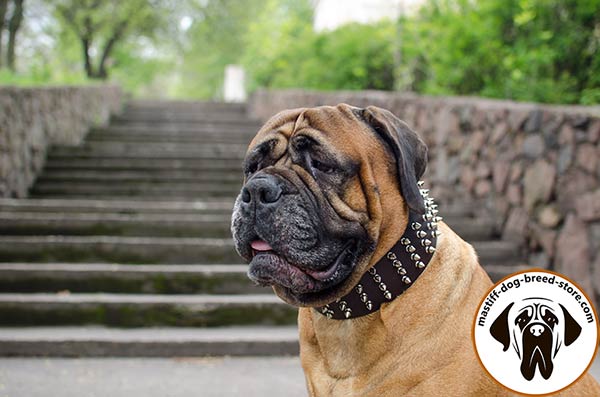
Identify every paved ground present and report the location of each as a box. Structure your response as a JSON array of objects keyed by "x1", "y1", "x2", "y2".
[
  {"x1": 0, "y1": 357, "x2": 306, "y2": 397},
  {"x1": 0, "y1": 355, "x2": 599, "y2": 396}
]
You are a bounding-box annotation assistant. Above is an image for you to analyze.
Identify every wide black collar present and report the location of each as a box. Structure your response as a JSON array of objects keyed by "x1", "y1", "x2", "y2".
[{"x1": 317, "y1": 182, "x2": 440, "y2": 320}]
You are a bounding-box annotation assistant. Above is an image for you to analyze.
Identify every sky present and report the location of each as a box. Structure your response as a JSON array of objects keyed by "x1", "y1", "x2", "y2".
[{"x1": 314, "y1": 0, "x2": 424, "y2": 31}]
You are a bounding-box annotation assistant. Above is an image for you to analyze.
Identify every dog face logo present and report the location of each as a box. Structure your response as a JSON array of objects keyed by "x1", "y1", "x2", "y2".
[
  {"x1": 490, "y1": 298, "x2": 582, "y2": 381},
  {"x1": 473, "y1": 270, "x2": 598, "y2": 395}
]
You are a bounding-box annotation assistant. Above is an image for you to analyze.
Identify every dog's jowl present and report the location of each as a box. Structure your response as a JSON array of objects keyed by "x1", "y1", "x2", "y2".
[{"x1": 231, "y1": 104, "x2": 600, "y2": 396}]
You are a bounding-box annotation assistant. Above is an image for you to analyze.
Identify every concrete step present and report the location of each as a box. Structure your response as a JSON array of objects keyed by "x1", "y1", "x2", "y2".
[
  {"x1": 125, "y1": 100, "x2": 248, "y2": 112},
  {"x1": 0, "y1": 263, "x2": 261, "y2": 294},
  {"x1": 37, "y1": 170, "x2": 242, "y2": 184},
  {"x1": 0, "y1": 198, "x2": 234, "y2": 215},
  {"x1": 0, "y1": 326, "x2": 299, "y2": 357},
  {"x1": 30, "y1": 181, "x2": 241, "y2": 198},
  {"x1": 0, "y1": 356, "x2": 308, "y2": 397},
  {"x1": 86, "y1": 131, "x2": 254, "y2": 144},
  {"x1": 0, "y1": 211, "x2": 494, "y2": 240},
  {"x1": 113, "y1": 113, "x2": 257, "y2": 124},
  {"x1": 0, "y1": 293, "x2": 297, "y2": 327},
  {"x1": 0, "y1": 235, "x2": 520, "y2": 265},
  {"x1": 49, "y1": 144, "x2": 247, "y2": 159},
  {"x1": 0, "y1": 236, "x2": 238, "y2": 264},
  {"x1": 97, "y1": 122, "x2": 261, "y2": 134},
  {"x1": 44, "y1": 157, "x2": 244, "y2": 171},
  {"x1": 0, "y1": 212, "x2": 234, "y2": 237}
]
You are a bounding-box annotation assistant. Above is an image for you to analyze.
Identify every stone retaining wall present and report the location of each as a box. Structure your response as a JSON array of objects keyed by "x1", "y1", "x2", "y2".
[
  {"x1": 0, "y1": 85, "x2": 122, "y2": 198},
  {"x1": 249, "y1": 89, "x2": 600, "y2": 298}
]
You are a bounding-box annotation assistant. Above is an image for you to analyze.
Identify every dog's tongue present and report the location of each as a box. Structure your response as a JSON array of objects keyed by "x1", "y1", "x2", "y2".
[{"x1": 251, "y1": 240, "x2": 273, "y2": 252}]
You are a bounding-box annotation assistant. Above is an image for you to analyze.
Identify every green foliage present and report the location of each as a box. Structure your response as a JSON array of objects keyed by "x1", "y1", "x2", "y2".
[
  {"x1": 173, "y1": 0, "x2": 264, "y2": 99},
  {"x1": 240, "y1": 1, "x2": 394, "y2": 92},
  {"x1": 399, "y1": 0, "x2": 600, "y2": 104},
  {"x1": 3, "y1": 0, "x2": 598, "y2": 104}
]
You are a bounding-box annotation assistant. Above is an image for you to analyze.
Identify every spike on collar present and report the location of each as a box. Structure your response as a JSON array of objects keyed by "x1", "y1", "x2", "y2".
[{"x1": 317, "y1": 182, "x2": 440, "y2": 320}]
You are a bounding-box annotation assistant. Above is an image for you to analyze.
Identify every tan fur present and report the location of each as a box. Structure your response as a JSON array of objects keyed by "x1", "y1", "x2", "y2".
[{"x1": 248, "y1": 104, "x2": 600, "y2": 396}]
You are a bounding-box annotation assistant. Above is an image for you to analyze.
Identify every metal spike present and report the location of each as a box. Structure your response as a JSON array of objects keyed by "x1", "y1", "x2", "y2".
[
  {"x1": 400, "y1": 237, "x2": 411, "y2": 245},
  {"x1": 431, "y1": 209, "x2": 439, "y2": 215},
  {"x1": 434, "y1": 230, "x2": 441, "y2": 237},
  {"x1": 356, "y1": 284, "x2": 363, "y2": 294},
  {"x1": 410, "y1": 253, "x2": 421, "y2": 261},
  {"x1": 417, "y1": 180, "x2": 424, "y2": 187},
  {"x1": 379, "y1": 283, "x2": 387, "y2": 291},
  {"x1": 321, "y1": 307, "x2": 329, "y2": 314},
  {"x1": 368, "y1": 267, "x2": 377, "y2": 275},
  {"x1": 339, "y1": 301, "x2": 347, "y2": 311},
  {"x1": 360, "y1": 293, "x2": 368, "y2": 303},
  {"x1": 397, "y1": 267, "x2": 407, "y2": 275},
  {"x1": 434, "y1": 216, "x2": 443, "y2": 222},
  {"x1": 326, "y1": 312, "x2": 333, "y2": 319},
  {"x1": 416, "y1": 261, "x2": 425, "y2": 269},
  {"x1": 421, "y1": 239, "x2": 432, "y2": 247},
  {"x1": 411, "y1": 222, "x2": 422, "y2": 230},
  {"x1": 416, "y1": 230, "x2": 427, "y2": 238},
  {"x1": 366, "y1": 301, "x2": 373, "y2": 310},
  {"x1": 402, "y1": 276, "x2": 412, "y2": 284},
  {"x1": 429, "y1": 222, "x2": 438, "y2": 230},
  {"x1": 406, "y1": 245, "x2": 416, "y2": 253},
  {"x1": 425, "y1": 246, "x2": 436, "y2": 254},
  {"x1": 384, "y1": 291, "x2": 392, "y2": 300},
  {"x1": 373, "y1": 274, "x2": 381, "y2": 283},
  {"x1": 420, "y1": 189, "x2": 429, "y2": 196},
  {"x1": 387, "y1": 252, "x2": 396, "y2": 260},
  {"x1": 344, "y1": 310, "x2": 352, "y2": 319},
  {"x1": 423, "y1": 213, "x2": 433, "y2": 222},
  {"x1": 393, "y1": 260, "x2": 402, "y2": 268}
]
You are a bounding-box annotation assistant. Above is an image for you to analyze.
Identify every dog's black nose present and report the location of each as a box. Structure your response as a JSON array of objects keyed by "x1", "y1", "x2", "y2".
[{"x1": 241, "y1": 175, "x2": 283, "y2": 208}]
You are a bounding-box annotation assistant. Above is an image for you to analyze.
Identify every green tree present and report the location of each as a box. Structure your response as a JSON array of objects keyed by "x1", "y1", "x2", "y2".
[
  {"x1": 242, "y1": 1, "x2": 395, "y2": 92},
  {"x1": 398, "y1": 0, "x2": 600, "y2": 104},
  {"x1": 5, "y1": 0, "x2": 24, "y2": 71},
  {"x1": 52, "y1": 0, "x2": 170, "y2": 79},
  {"x1": 0, "y1": 0, "x2": 8, "y2": 67},
  {"x1": 175, "y1": 0, "x2": 264, "y2": 98}
]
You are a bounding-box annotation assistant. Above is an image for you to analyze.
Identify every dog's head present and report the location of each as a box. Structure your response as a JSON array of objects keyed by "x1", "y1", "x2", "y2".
[
  {"x1": 490, "y1": 298, "x2": 582, "y2": 380},
  {"x1": 231, "y1": 104, "x2": 427, "y2": 307}
]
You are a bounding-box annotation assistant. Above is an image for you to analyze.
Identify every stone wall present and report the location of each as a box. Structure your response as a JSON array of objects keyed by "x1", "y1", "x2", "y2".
[
  {"x1": 0, "y1": 85, "x2": 122, "y2": 198},
  {"x1": 249, "y1": 89, "x2": 600, "y2": 298}
]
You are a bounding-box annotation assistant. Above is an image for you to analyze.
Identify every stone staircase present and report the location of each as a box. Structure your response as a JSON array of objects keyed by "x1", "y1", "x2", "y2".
[{"x1": 0, "y1": 101, "x2": 525, "y2": 357}]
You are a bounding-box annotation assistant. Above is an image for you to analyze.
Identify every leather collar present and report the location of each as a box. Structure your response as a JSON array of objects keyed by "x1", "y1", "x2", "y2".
[{"x1": 317, "y1": 182, "x2": 440, "y2": 320}]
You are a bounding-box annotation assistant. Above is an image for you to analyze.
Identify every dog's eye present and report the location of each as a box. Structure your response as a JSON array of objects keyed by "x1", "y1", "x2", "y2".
[{"x1": 310, "y1": 159, "x2": 335, "y2": 174}]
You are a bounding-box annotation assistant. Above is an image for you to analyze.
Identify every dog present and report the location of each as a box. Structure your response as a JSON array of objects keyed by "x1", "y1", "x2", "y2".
[
  {"x1": 230, "y1": 104, "x2": 600, "y2": 396},
  {"x1": 490, "y1": 298, "x2": 582, "y2": 381}
]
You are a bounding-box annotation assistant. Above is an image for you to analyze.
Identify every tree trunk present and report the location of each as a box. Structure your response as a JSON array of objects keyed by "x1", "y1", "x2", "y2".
[
  {"x1": 0, "y1": 0, "x2": 9, "y2": 67},
  {"x1": 7, "y1": 0, "x2": 24, "y2": 72},
  {"x1": 96, "y1": 20, "x2": 128, "y2": 80},
  {"x1": 81, "y1": 37, "x2": 94, "y2": 77}
]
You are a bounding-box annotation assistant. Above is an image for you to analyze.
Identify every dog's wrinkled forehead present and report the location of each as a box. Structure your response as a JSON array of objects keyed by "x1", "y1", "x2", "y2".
[{"x1": 249, "y1": 104, "x2": 374, "y2": 156}]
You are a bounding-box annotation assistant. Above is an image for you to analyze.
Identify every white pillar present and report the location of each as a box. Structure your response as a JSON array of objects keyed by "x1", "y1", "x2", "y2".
[{"x1": 224, "y1": 65, "x2": 247, "y2": 102}]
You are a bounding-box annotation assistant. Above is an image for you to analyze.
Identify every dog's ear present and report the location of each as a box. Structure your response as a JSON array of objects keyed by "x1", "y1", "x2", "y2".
[
  {"x1": 361, "y1": 106, "x2": 428, "y2": 214},
  {"x1": 559, "y1": 304, "x2": 582, "y2": 346},
  {"x1": 490, "y1": 302, "x2": 514, "y2": 351}
]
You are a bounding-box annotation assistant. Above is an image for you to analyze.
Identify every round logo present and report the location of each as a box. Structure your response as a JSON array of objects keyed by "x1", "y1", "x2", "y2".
[{"x1": 473, "y1": 270, "x2": 599, "y2": 395}]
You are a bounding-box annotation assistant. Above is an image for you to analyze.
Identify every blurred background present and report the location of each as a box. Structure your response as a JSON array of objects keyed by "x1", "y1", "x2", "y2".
[
  {"x1": 1, "y1": 0, "x2": 599, "y2": 104},
  {"x1": 0, "y1": 1, "x2": 599, "y2": 396}
]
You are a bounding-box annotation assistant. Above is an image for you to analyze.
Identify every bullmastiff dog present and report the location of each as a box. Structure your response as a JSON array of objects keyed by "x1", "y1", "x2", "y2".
[{"x1": 230, "y1": 104, "x2": 600, "y2": 396}]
